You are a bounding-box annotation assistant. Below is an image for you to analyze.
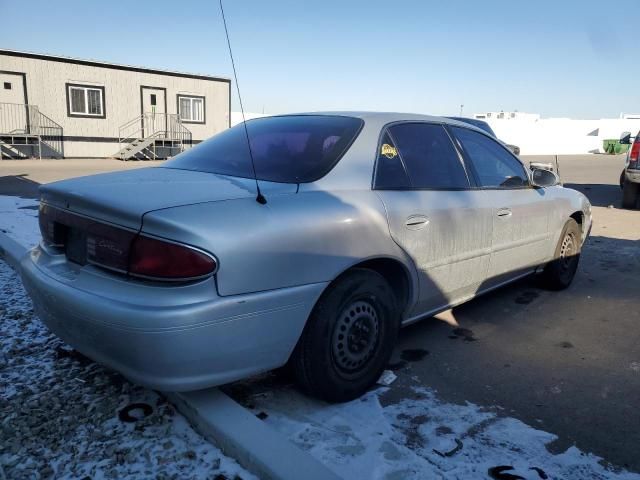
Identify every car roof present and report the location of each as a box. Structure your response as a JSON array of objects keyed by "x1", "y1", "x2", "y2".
[
  {"x1": 262, "y1": 111, "x2": 474, "y2": 126},
  {"x1": 254, "y1": 112, "x2": 492, "y2": 139}
]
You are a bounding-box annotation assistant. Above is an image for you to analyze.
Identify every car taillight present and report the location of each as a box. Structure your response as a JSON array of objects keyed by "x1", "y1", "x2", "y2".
[
  {"x1": 129, "y1": 235, "x2": 217, "y2": 280},
  {"x1": 630, "y1": 138, "x2": 640, "y2": 167},
  {"x1": 38, "y1": 204, "x2": 216, "y2": 282},
  {"x1": 86, "y1": 223, "x2": 137, "y2": 273},
  {"x1": 39, "y1": 203, "x2": 65, "y2": 247}
]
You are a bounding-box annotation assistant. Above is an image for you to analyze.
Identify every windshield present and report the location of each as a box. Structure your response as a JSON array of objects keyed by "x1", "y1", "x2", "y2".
[{"x1": 165, "y1": 115, "x2": 363, "y2": 183}]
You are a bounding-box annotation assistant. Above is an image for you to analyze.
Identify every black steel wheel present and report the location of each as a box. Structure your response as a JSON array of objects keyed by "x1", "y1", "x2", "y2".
[
  {"x1": 541, "y1": 219, "x2": 581, "y2": 290},
  {"x1": 291, "y1": 268, "x2": 399, "y2": 403}
]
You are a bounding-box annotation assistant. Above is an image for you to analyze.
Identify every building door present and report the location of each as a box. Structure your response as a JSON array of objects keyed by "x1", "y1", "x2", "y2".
[
  {"x1": 140, "y1": 86, "x2": 166, "y2": 137},
  {"x1": 0, "y1": 72, "x2": 28, "y2": 134},
  {"x1": 0, "y1": 72, "x2": 26, "y2": 104}
]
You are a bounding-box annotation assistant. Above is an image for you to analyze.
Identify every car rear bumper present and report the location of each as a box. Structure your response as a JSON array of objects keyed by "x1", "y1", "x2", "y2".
[
  {"x1": 625, "y1": 169, "x2": 640, "y2": 183},
  {"x1": 20, "y1": 247, "x2": 326, "y2": 391}
]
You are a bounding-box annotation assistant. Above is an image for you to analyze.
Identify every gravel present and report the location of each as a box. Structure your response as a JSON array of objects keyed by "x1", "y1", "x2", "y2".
[{"x1": 0, "y1": 260, "x2": 257, "y2": 480}]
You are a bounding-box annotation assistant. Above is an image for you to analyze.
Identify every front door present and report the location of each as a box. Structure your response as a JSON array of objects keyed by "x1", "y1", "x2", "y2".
[
  {"x1": 374, "y1": 122, "x2": 494, "y2": 318},
  {"x1": 141, "y1": 87, "x2": 166, "y2": 137},
  {"x1": 449, "y1": 126, "x2": 550, "y2": 287}
]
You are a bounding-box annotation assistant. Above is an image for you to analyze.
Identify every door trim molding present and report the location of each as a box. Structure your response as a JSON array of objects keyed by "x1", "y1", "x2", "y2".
[{"x1": 0, "y1": 70, "x2": 28, "y2": 105}]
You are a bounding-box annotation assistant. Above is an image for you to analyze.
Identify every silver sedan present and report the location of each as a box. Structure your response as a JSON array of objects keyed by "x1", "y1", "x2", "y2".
[{"x1": 20, "y1": 112, "x2": 592, "y2": 402}]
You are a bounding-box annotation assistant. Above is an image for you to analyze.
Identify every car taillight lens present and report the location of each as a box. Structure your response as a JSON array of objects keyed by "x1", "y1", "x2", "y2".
[
  {"x1": 39, "y1": 203, "x2": 66, "y2": 247},
  {"x1": 129, "y1": 235, "x2": 217, "y2": 280},
  {"x1": 38, "y1": 204, "x2": 216, "y2": 281},
  {"x1": 630, "y1": 138, "x2": 640, "y2": 167},
  {"x1": 86, "y1": 223, "x2": 137, "y2": 273}
]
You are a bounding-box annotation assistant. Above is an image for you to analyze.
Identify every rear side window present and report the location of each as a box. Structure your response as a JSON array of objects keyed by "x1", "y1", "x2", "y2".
[
  {"x1": 380, "y1": 123, "x2": 469, "y2": 189},
  {"x1": 166, "y1": 115, "x2": 363, "y2": 183},
  {"x1": 451, "y1": 126, "x2": 528, "y2": 188},
  {"x1": 374, "y1": 131, "x2": 410, "y2": 189}
]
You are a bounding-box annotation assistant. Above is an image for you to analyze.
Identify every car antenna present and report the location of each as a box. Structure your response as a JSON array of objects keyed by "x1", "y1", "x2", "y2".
[{"x1": 219, "y1": 0, "x2": 266, "y2": 205}]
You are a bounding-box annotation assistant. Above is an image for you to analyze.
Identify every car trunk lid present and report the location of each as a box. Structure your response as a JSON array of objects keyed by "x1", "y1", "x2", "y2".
[
  {"x1": 39, "y1": 166, "x2": 294, "y2": 229},
  {"x1": 38, "y1": 167, "x2": 296, "y2": 271}
]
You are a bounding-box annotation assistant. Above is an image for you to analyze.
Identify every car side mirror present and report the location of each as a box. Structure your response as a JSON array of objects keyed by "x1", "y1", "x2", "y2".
[
  {"x1": 531, "y1": 168, "x2": 559, "y2": 188},
  {"x1": 620, "y1": 132, "x2": 632, "y2": 145}
]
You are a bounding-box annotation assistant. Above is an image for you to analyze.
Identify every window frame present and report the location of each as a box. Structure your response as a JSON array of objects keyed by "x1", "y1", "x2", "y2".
[
  {"x1": 177, "y1": 94, "x2": 206, "y2": 124},
  {"x1": 372, "y1": 121, "x2": 474, "y2": 191},
  {"x1": 446, "y1": 124, "x2": 531, "y2": 190},
  {"x1": 65, "y1": 83, "x2": 106, "y2": 119}
]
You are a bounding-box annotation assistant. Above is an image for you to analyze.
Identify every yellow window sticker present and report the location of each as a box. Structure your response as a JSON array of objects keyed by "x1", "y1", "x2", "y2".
[{"x1": 381, "y1": 143, "x2": 398, "y2": 159}]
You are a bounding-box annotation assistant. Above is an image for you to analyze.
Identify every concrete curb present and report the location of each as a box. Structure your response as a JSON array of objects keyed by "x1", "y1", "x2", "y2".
[
  {"x1": 0, "y1": 232, "x2": 27, "y2": 271},
  {"x1": 168, "y1": 389, "x2": 341, "y2": 480}
]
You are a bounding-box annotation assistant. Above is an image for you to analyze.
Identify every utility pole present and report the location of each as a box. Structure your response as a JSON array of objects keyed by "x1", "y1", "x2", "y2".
[{"x1": 459, "y1": 104, "x2": 464, "y2": 116}]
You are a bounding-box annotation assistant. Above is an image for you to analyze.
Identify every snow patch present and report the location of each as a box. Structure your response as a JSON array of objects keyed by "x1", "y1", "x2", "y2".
[
  {"x1": 0, "y1": 196, "x2": 40, "y2": 249},
  {"x1": 234, "y1": 381, "x2": 639, "y2": 480}
]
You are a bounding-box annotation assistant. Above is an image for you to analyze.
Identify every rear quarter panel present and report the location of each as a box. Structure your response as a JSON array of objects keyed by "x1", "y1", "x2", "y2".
[{"x1": 140, "y1": 190, "x2": 418, "y2": 299}]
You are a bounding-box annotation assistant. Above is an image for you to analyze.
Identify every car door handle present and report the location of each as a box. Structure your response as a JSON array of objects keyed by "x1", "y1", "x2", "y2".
[
  {"x1": 405, "y1": 215, "x2": 430, "y2": 230},
  {"x1": 497, "y1": 208, "x2": 512, "y2": 217}
]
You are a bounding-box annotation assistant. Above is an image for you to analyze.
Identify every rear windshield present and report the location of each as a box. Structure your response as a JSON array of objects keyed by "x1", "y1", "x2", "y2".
[{"x1": 165, "y1": 115, "x2": 364, "y2": 183}]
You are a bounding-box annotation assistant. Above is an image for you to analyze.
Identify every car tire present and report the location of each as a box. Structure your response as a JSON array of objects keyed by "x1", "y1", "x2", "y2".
[
  {"x1": 621, "y1": 179, "x2": 639, "y2": 209},
  {"x1": 541, "y1": 219, "x2": 581, "y2": 290},
  {"x1": 291, "y1": 268, "x2": 399, "y2": 403}
]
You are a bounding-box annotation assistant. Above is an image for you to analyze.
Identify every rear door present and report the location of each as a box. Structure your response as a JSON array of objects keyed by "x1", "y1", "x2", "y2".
[
  {"x1": 449, "y1": 126, "x2": 551, "y2": 287},
  {"x1": 374, "y1": 122, "x2": 494, "y2": 318}
]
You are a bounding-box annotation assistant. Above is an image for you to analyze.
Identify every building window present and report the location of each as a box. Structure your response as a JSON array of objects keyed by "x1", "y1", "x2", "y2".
[
  {"x1": 3, "y1": 82, "x2": 11, "y2": 90},
  {"x1": 177, "y1": 95, "x2": 205, "y2": 124},
  {"x1": 66, "y1": 83, "x2": 106, "y2": 118}
]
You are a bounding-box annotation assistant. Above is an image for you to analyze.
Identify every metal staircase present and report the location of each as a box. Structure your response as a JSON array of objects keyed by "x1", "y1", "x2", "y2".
[
  {"x1": 116, "y1": 113, "x2": 192, "y2": 160},
  {"x1": 0, "y1": 137, "x2": 33, "y2": 158},
  {"x1": 0, "y1": 103, "x2": 64, "y2": 159}
]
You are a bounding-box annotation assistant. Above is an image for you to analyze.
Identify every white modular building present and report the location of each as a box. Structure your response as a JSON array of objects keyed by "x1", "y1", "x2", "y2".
[{"x1": 0, "y1": 49, "x2": 231, "y2": 159}]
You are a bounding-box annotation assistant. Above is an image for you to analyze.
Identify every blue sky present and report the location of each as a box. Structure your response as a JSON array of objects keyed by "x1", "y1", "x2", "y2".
[{"x1": 1, "y1": 0, "x2": 636, "y2": 118}]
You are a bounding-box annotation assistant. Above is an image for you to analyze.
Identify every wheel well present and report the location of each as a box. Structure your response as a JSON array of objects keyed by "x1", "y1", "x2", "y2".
[
  {"x1": 570, "y1": 211, "x2": 584, "y2": 232},
  {"x1": 341, "y1": 258, "x2": 412, "y2": 314}
]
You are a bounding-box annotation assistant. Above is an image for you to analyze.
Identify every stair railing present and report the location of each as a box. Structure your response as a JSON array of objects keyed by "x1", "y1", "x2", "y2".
[
  {"x1": 37, "y1": 111, "x2": 64, "y2": 157},
  {"x1": 0, "y1": 102, "x2": 63, "y2": 158},
  {"x1": 118, "y1": 113, "x2": 192, "y2": 159}
]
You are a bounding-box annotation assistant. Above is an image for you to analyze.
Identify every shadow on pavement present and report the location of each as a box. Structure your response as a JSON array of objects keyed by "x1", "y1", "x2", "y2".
[
  {"x1": 564, "y1": 183, "x2": 621, "y2": 208},
  {"x1": 0, "y1": 175, "x2": 41, "y2": 199},
  {"x1": 383, "y1": 233, "x2": 640, "y2": 473}
]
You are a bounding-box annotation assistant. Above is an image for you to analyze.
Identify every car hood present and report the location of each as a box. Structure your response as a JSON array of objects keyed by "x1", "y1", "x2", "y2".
[{"x1": 39, "y1": 166, "x2": 296, "y2": 229}]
